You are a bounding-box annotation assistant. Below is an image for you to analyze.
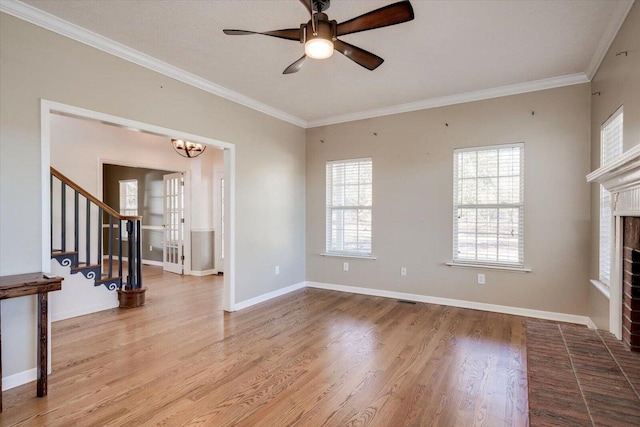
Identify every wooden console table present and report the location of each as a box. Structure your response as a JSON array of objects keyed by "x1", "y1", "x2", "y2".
[{"x1": 0, "y1": 273, "x2": 62, "y2": 412}]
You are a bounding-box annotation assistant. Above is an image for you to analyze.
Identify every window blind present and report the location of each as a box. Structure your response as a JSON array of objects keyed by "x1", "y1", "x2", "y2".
[
  {"x1": 453, "y1": 143, "x2": 524, "y2": 266},
  {"x1": 599, "y1": 107, "x2": 623, "y2": 286},
  {"x1": 119, "y1": 179, "x2": 138, "y2": 216},
  {"x1": 326, "y1": 158, "x2": 372, "y2": 256}
]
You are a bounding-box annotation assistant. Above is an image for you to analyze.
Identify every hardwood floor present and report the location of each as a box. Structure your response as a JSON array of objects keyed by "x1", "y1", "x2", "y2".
[{"x1": 1, "y1": 266, "x2": 529, "y2": 426}]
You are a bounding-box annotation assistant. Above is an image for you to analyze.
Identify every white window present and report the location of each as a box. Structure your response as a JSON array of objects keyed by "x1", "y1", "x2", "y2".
[
  {"x1": 453, "y1": 143, "x2": 524, "y2": 267},
  {"x1": 599, "y1": 107, "x2": 623, "y2": 286},
  {"x1": 119, "y1": 179, "x2": 138, "y2": 216},
  {"x1": 326, "y1": 158, "x2": 372, "y2": 256}
]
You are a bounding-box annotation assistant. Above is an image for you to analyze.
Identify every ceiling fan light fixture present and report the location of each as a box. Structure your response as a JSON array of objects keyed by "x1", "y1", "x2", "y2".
[{"x1": 305, "y1": 37, "x2": 334, "y2": 59}]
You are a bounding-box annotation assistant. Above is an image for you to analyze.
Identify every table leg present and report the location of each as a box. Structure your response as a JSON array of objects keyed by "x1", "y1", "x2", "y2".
[{"x1": 37, "y1": 292, "x2": 48, "y2": 397}]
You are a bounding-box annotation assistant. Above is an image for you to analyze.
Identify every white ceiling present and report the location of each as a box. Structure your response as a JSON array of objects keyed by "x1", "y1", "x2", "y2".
[{"x1": 5, "y1": 0, "x2": 635, "y2": 127}]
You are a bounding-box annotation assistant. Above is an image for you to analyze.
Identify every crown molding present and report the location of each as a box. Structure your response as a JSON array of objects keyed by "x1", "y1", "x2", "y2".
[
  {"x1": 1, "y1": 0, "x2": 631, "y2": 130},
  {"x1": 307, "y1": 73, "x2": 590, "y2": 128},
  {"x1": 585, "y1": 0, "x2": 635, "y2": 80},
  {"x1": 0, "y1": 0, "x2": 307, "y2": 128}
]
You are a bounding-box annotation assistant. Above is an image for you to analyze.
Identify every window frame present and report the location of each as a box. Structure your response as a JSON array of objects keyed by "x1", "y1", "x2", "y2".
[
  {"x1": 118, "y1": 179, "x2": 139, "y2": 217},
  {"x1": 598, "y1": 106, "x2": 624, "y2": 288},
  {"x1": 324, "y1": 157, "x2": 373, "y2": 258},
  {"x1": 451, "y1": 142, "x2": 525, "y2": 269}
]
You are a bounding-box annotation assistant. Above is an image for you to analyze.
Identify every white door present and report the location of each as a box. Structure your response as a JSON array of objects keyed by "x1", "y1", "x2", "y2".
[
  {"x1": 163, "y1": 172, "x2": 184, "y2": 274},
  {"x1": 215, "y1": 171, "x2": 225, "y2": 273}
]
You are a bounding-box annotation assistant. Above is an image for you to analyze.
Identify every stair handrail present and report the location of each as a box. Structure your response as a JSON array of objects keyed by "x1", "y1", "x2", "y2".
[
  {"x1": 51, "y1": 166, "x2": 143, "y2": 291},
  {"x1": 50, "y1": 167, "x2": 141, "y2": 221}
]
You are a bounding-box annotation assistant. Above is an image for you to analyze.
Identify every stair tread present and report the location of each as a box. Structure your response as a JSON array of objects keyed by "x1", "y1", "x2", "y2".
[{"x1": 52, "y1": 250, "x2": 78, "y2": 255}]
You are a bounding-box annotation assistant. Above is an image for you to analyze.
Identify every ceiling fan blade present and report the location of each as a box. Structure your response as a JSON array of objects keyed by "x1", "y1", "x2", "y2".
[
  {"x1": 223, "y1": 28, "x2": 301, "y2": 41},
  {"x1": 337, "y1": 1, "x2": 414, "y2": 37},
  {"x1": 283, "y1": 55, "x2": 307, "y2": 74},
  {"x1": 333, "y1": 39, "x2": 384, "y2": 71},
  {"x1": 298, "y1": 0, "x2": 312, "y2": 15}
]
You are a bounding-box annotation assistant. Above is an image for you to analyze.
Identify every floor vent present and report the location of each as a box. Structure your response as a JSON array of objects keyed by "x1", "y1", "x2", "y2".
[{"x1": 397, "y1": 300, "x2": 417, "y2": 305}]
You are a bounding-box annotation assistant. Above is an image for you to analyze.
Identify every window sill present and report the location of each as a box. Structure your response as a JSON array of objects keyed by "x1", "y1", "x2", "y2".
[
  {"x1": 590, "y1": 279, "x2": 610, "y2": 299},
  {"x1": 445, "y1": 262, "x2": 532, "y2": 273},
  {"x1": 321, "y1": 253, "x2": 377, "y2": 260}
]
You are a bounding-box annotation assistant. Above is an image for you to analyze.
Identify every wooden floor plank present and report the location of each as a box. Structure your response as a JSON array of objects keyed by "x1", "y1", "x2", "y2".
[{"x1": 1, "y1": 266, "x2": 530, "y2": 426}]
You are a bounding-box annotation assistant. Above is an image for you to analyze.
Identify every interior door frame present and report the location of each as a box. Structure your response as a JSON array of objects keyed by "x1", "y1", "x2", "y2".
[
  {"x1": 162, "y1": 172, "x2": 186, "y2": 275},
  {"x1": 97, "y1": 160, "x2": 191, "y2": 274},
  {"x1": 214, "y1": 170, "x2": 224, "y2": 273},
  {"x1": 41, "y1": 99, "x2": 237, "y2": 312}
]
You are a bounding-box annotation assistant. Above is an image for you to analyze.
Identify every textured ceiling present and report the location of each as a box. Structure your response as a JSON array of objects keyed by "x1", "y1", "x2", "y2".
[{"x1": 15, "y1": 0, "x2": 634, "y2": 126}]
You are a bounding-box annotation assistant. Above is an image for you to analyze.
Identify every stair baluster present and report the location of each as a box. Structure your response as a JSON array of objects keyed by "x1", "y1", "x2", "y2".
[{"x1": 50, "y1": 167, "x2": 142, "y2": 292}]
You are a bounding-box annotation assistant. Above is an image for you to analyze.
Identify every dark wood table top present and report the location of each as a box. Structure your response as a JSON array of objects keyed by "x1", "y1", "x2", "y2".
[{"x1": 0, "y1": 273, "x2": 63, "y2": 299}]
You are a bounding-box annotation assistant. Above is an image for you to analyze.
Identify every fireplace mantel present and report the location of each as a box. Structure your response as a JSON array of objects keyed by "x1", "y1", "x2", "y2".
[
  {"x1": 587, "y1": 144, "x2": 640, "y2": 196},
  {"x1": 587, "y1": 143, "x2": 640, "y2": 341}
]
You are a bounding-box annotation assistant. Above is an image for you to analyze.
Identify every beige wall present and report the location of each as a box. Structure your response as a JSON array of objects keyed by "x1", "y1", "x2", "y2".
[
  {"x1": 0, "y1": 13, "x2": 306, "y2": 378},
  {"x1": 306, "y1": 84, "x2": 592, "y2": 315},
  {"x1": 589, "y1": 3, "x2": 640, "y2": 328}
]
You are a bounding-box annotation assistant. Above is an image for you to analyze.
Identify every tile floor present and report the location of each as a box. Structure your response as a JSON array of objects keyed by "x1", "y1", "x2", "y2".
[{"x1": 527, "y1": 321, "x2": 640, "y2": 426}]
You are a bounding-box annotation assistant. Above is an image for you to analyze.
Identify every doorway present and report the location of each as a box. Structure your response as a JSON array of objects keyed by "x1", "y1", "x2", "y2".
[
  {"x1": 163, "y1": 172, "x2": 184, "y2": 274},
  {"x1": 41, "y1": 100, "x2": 237, "y2": 312}
]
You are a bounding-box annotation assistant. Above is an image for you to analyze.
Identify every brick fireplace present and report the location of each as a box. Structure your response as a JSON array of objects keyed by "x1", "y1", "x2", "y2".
[
  {"x1": 623, "y1": 217, "x2": 640, "y2": 350},
  {"x1": 588, "y1": 144, "x2": 640, "y2": 348}
]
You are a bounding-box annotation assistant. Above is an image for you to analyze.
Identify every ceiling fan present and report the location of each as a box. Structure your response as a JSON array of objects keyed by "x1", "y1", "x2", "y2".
[{"x1": 223, "y1": 0, "x2": 415, "y2": 74}]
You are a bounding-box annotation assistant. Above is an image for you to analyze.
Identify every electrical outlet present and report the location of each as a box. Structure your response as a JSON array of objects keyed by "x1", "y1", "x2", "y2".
[
  {"x1": 401, "y1": 267, "x2": 407, "y2": 276},
  {"x1": 275, "y1": 266, "x2": 280, "y2": 275},
  {"x1": 343, "y1": 262, "x2": 349, "y2": 272},
  {"x1": 477, "y1": 273, "x2": 485, "y2": 285},
  {"x1": 149, "y1": 245, "x2": 153, "y2": 251}
]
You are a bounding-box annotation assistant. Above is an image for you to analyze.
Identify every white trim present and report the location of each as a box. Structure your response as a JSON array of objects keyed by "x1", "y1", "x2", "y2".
[
  {"x1": 590, "y1": 279, "x2": 611, "y2": 299},
  {"x1": 445, "y1": 262, "x2": 532, "y2": 273},
  {"x1": 1, "y1": 1, "x2": 621, "y2": 130},
  {"x1": 306, "y1": 281, "x2": 594, "y2": 327},
  {"x1": 586, "y1": 144, "x2": 640, "y2": 191},
  {"x1": 234, "y1": 281, "x2": 306, "y2": 311},
  {"x1": 2, "y1": 368, "x2": 36, "y2": 391},
  {"x1": 223, "y1": 147, "x2": 235, "y2": 312},
  {"x1": 191, "y1": 228, "x2": 215, "y2": 233},
  {"x1": 585, "y1": 0, "x2": 635, "y2": 80},
  {"x1": 586, "y1": 317, "x2": 598, "y2": 330},
  {"x1": 190, "y1": 269, "x2": 218, "y2": 277},
  {"x1": 101, "y1": 224, "x2": 166, "y2": 230},
  {"x1": 611, "y1": 215, "x2": 624, "y2": 339},
  {"x1": 0, "y1": 0, "x2": 305, "y2": 128},
  {"x1": 307, "y1": 74, "x2": 589, "y2": 128},
  {"x1": 41, "y1": 99, "x2": 236, "y2": 315},
  {"x1": 587, "y1": 143, "x2": 640, "y2": 340},
  {"x1": 41, "y1": 100, "x2": 51, "y2": 272},
  {"x1": 454, "y1": 142, "x2": 525, "y2": 153},
  {"x1": 102, "y1": 255, "x2": 163, "y2": 267},
  {"x1": 320, "y1": 253, "x2": 377, "y2": 260}
]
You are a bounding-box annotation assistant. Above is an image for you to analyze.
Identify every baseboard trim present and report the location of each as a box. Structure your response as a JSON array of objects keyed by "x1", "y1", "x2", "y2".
[
  {"x1": 305, "y1": 281, "x2": 594, "y2": 327},
  {"x1": 2, "y1": 368, "x2": 36, "y2": 391},
  {"x1": 191, "y1": 269, "x2": 217, "y2": 277},
  {"x1": 102, "y1": 255, "x2": 162, "y2": 267},
  {"x1": 52, "y1": 300, "x2": 119, "y2": 322},
  {"x1": 234, "y1": 281, "x2": 307, "y2": 311},
  {"x1": 586, "y1": 318, "x2": 598, "y2": 330}
]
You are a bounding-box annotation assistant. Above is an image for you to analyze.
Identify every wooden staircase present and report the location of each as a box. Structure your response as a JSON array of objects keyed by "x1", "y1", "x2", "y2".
[{"x1": 50, "y1": 167, "x2": 142, "y2": 291}]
